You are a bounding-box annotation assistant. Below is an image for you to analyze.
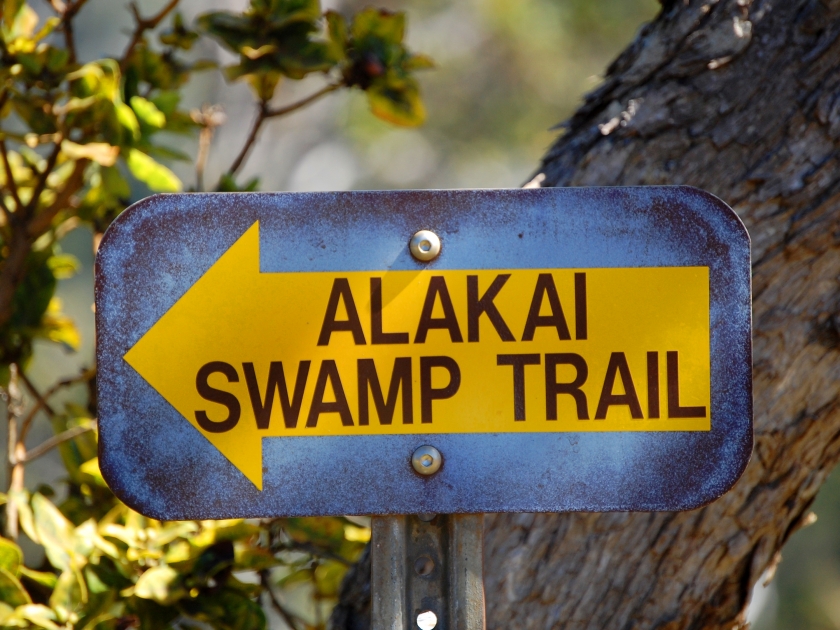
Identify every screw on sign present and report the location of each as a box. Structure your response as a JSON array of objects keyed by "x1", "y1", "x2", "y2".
[{"x1": 95, "y1": 187, "x2": 752, "y2": 630}]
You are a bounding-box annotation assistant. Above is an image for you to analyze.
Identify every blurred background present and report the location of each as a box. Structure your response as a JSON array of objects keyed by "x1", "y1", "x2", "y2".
[{"x1": 8, "y1": 0, "x2": 839, "y2": 627}]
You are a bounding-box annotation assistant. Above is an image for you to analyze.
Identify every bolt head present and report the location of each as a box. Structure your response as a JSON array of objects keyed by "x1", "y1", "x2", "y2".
[
  {"x1": 410, "y1": 230, "x2": 441, "y2": 262},
  {"x1": 411, "y1": 445, "x2": 442, "y2": 476}
]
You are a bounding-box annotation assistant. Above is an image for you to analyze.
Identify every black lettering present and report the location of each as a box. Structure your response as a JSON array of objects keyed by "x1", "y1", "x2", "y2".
[
  {"x1": 497, "y1": 354, "x2": 541, "y2": 420},
  {"x1": 545, "y1": 353, "x2": 588, "y2": 420},
  {"x1": 306, "y1": 360, "x2": 354, "y2": 427},
  {"x1": 574, "y1": 272, "x2": 587, "y2": 340},
  {"x1": 242, "y1": 361, "x2": 310, "y2": 429},
  {"x1": 595, "y1": 352, "x2": 643, "y2": 419},
  {"x1": 358, "y1": 358, "x2": 413, "y2": 425},
  {"x1": 647, "y1": 352, "x2": 660, "y2": 419},
  {"x1": 317, "y1": 278, "x2": 366, "y2": 346},
  {"x1": 371, "y1": 277, "x2": 409, "y2": 344},
  {"x1": 195, "y1": 361, "x2": 241, "y2": 433},
  {"x1": 667, "y1": 351, "x2": 707, "y2": 418},
  {"x1": 467, "y1": 275, "x2": 515, "y2": 342},
  {"x1": 415, "y1": 277, "x2": 463, "y2": 343},
  {"x1": 522, "y1": 274, "x2": 571, "y2": 341},
  {"x1": 420, "y1": 356, "x2": 461, "y2": 423}
]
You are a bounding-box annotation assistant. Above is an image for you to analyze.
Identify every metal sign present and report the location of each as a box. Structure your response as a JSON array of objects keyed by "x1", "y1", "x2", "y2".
[{"x1": 96, "y1": 187, "x2": 752, "y2": 519}]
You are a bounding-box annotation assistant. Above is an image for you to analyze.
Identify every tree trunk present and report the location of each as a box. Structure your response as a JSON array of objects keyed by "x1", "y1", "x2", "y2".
[{"x1": 331, "y1": 0, "x2": 840, "y2": 627}]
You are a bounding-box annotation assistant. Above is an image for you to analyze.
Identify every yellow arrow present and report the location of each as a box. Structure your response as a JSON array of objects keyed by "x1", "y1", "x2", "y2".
[
  {"x1": 125, "y1": 222, "x2": 274, "y2": 487},
  {"x1": 125, "y1": 221, "x2": 711, "y2": 490}
]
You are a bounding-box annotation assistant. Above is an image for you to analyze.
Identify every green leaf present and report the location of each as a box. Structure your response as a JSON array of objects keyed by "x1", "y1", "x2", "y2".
[
  {"x1": 0, "y1": 567, "x2": 31, "y2": 607},
  {"x1": 8, "y1": 492, "x2": 38, "y2": 544},
  {"x1": 0, "y1": 538, "x2": 23, "y2": 574},
  {"x1": 116, "y1": 102, "x2": 140, "y2": 141},
  {"x1": 38, "y1": 297, "x2": 81, "y2": 351},
  {"x1": 150, "y1": 91, "x2": 180, "y2": 117},
  {"x1": 47, "y1": 254, "x2": 80, "y2": 280},
  {"x1": 351, "y1": 8, "x2": 404, "y2": 43},
  {"x1": 31, "y1": 493, "x2": 76, "y2": 572},
  {"x1": 405, "y1": 53, "x2": 435, "y2": 71},
  {"x1": 79, "y1": 458, "x2": 107, "y2": 487},
  {"x1": 126, "y1": 149, "x2": 182, "y2": 192},
  {"x1": 134, "y1": 565, "x2": 184, "y2": 605},
  {"x1": 61, "y1": 141, "x2": 119, "y2": 166},
  {"x1": 49, "y1": 570, "x2": 83, "y2": 622},
  {"x1": 325, "y1": 10, "x2": 347, "y2": 57},
  {"x1": 19, "y1": 567, "x2": 58, "y2": 590},
  {"x1": 367, "y1": 80, "x2": 425, "y2": 126},
  {"x1": 130, "y1": 96, "x2": 166, "y2": 129},
  {"x1": 15, "y1": 604, "x2": 61, "y2": 630}
]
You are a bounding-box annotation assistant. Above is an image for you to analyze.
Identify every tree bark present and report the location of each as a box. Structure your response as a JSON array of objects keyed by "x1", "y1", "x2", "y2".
[{"x1": 331, "y1": 0, "x2": 840, "y2": 627}]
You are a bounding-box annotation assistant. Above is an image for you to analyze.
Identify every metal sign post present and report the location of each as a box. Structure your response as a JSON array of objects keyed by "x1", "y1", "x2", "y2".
[
  {"x1": 95, "y1": 187, "x2": 752, "y2": 629},
  {"x1": 371, "y1": 514, "x2": 484, "y2": 630}
]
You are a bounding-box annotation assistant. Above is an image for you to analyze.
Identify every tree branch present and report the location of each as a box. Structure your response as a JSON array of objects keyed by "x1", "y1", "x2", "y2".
[
  {"x1": 26, "y1": 140, "x2": 62, "y2": 215},
  {"x1": 260, "y1": 571, "x2": 304, "y2": 630},
  {"x1": 227, "y1": 101, "x2": 268, "y2": 178},
  {"x1": 0, "y1": 139, "x2": 22, "y2": 213},
  {"x1": 226, "y1": 84, "x2": 341, "y2": 178},
  {"x1": 26, "y1": 158, "x2": 87, "y2": 238},
  {"x1": 264, "y1": 83, "x2": 341, "y2": 119},
  {"x1": 120, "y1": 0, "x2": 180, "y2": 73},
  {"x1": 62, "y1": 0, "x2": 90, "y2": 64},
  {"x1": 18, "y1": 368, "x2": 95, "y2": 443},
  {"x1": 21, "y1": 424, "x2": 94, "y2": 463}
]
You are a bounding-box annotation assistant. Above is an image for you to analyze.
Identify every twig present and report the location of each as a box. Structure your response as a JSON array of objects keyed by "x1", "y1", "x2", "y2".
[
  {"x1": 279, "y1": 540, "x2": 352, "y2": 567},
  {"x1": 62, "y1": 0, "x2": 90, "y2": 64},
  {"x1": 5, "y1": 365, "x2": 25, "y2": 540},
  {"x1": 18, "y1": 368, "x2": 96, "y2": 443},
  {"x1": 27, "y1": 158, "x2": 87, "y2": 238},
  {"x1": 227, "y1": 101, "x2": 268, "y2": 178},
  {"x1": 26, "y1": 140, "x2": 62, "y2": 215},
  {"x1": 191, "y1": 104, "x2": 226, "y2": 192},
  {"x1": 0, "y1": 139, "x2": 23, "y2": 212},
  {"x1": 120, "y1": 0, "x2": 180, "y2": 73},
  {"x1": 260, "y1": 571, "x2": 303, "y2": 630},
  {"x1": 21, "y1": 424, "x2": 94, "y2": 463},
  {"x1": 226, "y1": 83, "x2": 341, "y2": 178},
  {"x1": 0, "y1": 195, "x2": 12, "y2": 225},
  {"x1": 264, "y1": 83, "x2": 341, "y2": 119}
]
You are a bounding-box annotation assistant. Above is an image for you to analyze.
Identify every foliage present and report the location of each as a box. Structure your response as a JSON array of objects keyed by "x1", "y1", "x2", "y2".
[{"x1": 0, "y1": 0, "x2": 428, "y2": 627}]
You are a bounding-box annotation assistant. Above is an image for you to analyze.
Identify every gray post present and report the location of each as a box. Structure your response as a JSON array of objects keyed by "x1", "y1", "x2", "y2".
[{"x1": 371, "y1": 514, "x2": 485, "y2": 630}]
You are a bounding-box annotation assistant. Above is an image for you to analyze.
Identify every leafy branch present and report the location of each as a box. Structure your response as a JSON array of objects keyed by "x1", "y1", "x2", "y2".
[{"x1": 0, "y1": 0, "x2": 426, "y2": 626}]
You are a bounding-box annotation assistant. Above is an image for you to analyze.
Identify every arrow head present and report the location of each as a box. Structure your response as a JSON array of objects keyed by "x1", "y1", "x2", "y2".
[{"x1": 125, "y1": 222, "x2": 266, "y2": 489}]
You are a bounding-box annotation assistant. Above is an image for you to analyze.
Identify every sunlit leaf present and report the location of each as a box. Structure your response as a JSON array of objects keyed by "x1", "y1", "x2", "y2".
[
  {"x1": 126, "y1": 149, "x2": 182, "y2": 192},
  {"x1": 130, "y1": 96, "x2": 166, "y2": 129},
  {"x1": 31, "y1": 493, "x2": 76, "y2": 572},
  {"x1": 367, "y1": 81, "x2": 425, "y2": 126},
  {"x1": 49, "y1": 570, "x2": 84, "y2": 622},
  {"x1": 0, "y1": 538, "x2": 23, "y2": 574},
  {"x1": 116, "y1": 102, "x2": 140, "y2": 141},
  {"x1": 15, "y1": 604, "x2": 61, "y2": 630},
  {"x1": 8, "y1": 492, "x2": 38, "y2": 544},
  {"x1": 343, "y1": 524, "x2": 371, "y2": 543},
  {"x1": 47, "y1": 254, "x2": 80, "y2": 280},
  {"x1": 405, "y1": 53, "x2": 435, "y2": 71},
  {"x1": 134, "y1": 565, "x2": 184, "y2": 605},
  {"x1": 39, "y1": 297, "x2": 81, "y2": 351},
  {"x1": 0, "y1": 568, "x2": 31, "y2": 607},
  {"x1": 19, "y1": 566, "x2": 58, "y2": 590},
  {"x1": 61, "y1": 141, "x2": 119, "y2": 166}
]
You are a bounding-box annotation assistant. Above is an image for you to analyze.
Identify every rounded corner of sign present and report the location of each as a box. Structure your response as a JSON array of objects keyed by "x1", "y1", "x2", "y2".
[
  {"x1": 676, "y1": 185, "x2": 751, "y2": 248},
  {"x1": 97, "y1": 194, "x2": 178, "y2": 258},
  {"x1": 683, "y1": 448, "x2": 754, "y2": 513},
  {"x1": 97, "y1": 456, "x2": 159, "y2": 520}
]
